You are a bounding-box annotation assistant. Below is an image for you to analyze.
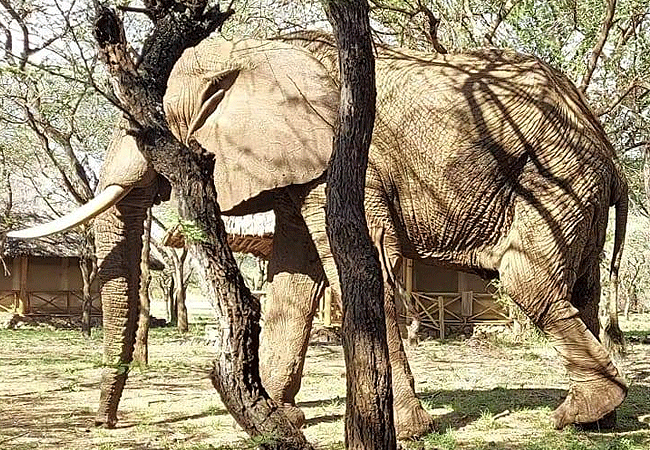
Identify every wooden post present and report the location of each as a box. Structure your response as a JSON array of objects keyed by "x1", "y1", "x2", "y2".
[
  {"x1": 61, "y1": 258, "x2": 70, "y2": 313},
  {"x1": 17, "y1": 256, "x2": 29, "y2": 315},
  {"x1": 438, "y1": 296, "x2": 445, "y2": 340},
  {"x1": 323, "y1": 287, "x2": 332, "y2": 328},
  {"x1": 318, "y1": 288, "x2": 325, "y2": 323},
  {"x1": 405, "y1": 258, "x2": 413, "y2": 295},
  {"x1": 461, "y1": 291, "x2": 473, "y2": 317}
]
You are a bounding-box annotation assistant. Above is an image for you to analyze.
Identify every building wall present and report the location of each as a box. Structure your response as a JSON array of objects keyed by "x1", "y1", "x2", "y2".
[
  {"x1": 402, "y1": 258, "x2": 508, "y2": 325},
  {"x1": 411, "y1": 260, "x2": 491, "y2": 294},
  {"x1": 0, "y1": 256, "x2": 100, "y2": 315}
]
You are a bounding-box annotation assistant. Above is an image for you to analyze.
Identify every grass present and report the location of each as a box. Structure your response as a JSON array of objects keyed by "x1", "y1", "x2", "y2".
[
  {"x1": 422, "y1": 428, "x2": 458, "y2": 450},
  {"x1": 472, "y1": 409, "x2": 502, "y2": 431},
  {"x1": 1, "y1": 316, "x2": 650, "y2": 449},
  {"x1": 523, "y1": 430, "x2": 646, "y2": 450}
]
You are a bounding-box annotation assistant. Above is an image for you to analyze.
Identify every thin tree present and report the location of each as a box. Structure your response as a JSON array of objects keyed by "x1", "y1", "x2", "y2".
[
  {"x1": 152, "y1": 216, "x2": 190, "y2": 332},
  {"x1": 323, "y1": 1, "x2": 396, "y2": 448},
  {"x1": 134, "y1": 208, "x2": 152, "y2": 364},
  {"x1": 0, "y1": 0, "x2": 103, "y2": 333},
  {"x1": 79, "y1": 224, "x2": 98, "y2": 337}
]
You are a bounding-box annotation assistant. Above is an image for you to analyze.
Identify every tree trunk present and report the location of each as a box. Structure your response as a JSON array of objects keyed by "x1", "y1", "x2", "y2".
[
  {"x1": 175, "y1": 248, "x2": 189, "y2": 333},
  {"x1": 644, "y1": 143, "x2": 650, "y2": 214},
  {"x1": 167, "y1": 274, "x2": 177, "y2": 325},
  {"x1": 80, "y1": 226, "x2": 97, "y2": 338},
  {"x1": 176, "y1": 282, "x2": 188, "y2": 331},
  {"x1": 323, "y1": 2, "x2": 396, "y2": 449},
  {"x1": 94, "y1": 5, "x2": 312, "y2": 447},
  {"x1": 134, "y1": 209, "x2": 152, "y2": 364}
]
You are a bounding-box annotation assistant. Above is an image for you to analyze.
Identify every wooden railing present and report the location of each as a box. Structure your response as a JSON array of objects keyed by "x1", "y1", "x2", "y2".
[
  {"x1": 406, "y1": 291, "x2": 510, "y2": 339},
  {"x1": 0, "y1": 290, "x2": 101, "y2": 315}
]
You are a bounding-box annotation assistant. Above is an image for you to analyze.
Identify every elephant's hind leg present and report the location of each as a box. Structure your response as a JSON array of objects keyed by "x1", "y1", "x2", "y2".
[
  {"x1": 567, "y1": 261, "x2": 619, "y2": 428},
  {"x1": 571, "y1": 263, "x2": 601, "y2": 339},
  {"x1": 499, "y1": 231, "x2": 626, "y2": 429},
  {"x1": 259, "y1": 191, "x2": 326, "y2": 428}
]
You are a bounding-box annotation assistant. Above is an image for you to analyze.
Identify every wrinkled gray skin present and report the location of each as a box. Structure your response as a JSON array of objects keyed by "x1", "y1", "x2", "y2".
[{"x1": 79, "y1": 34, "x2": 628, "y2": 437}]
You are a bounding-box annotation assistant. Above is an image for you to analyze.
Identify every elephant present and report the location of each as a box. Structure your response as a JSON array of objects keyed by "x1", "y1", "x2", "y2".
[{"x1": 7, "y1": 32, "x2": 628, "y2": 438}]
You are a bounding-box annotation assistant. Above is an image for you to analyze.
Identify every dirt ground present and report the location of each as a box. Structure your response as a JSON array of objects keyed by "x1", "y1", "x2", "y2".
[{"x1": 0, "y1": 315, "x2": 649, "y2": 450}]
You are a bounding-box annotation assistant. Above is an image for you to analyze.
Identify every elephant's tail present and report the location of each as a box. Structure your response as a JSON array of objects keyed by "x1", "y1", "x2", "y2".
[
  {"x1": 604, "y1": 168, "x2": 628, "y2": 353},
  {"x1": 609, "y1": 169, "x2": 628, "y2": 293}
]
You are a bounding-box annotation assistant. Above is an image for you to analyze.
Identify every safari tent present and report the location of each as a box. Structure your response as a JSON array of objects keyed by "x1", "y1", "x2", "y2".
[
  {"x1": 224, "y1": 212, "x2": 510, "y2": 335},
  {"x1": 1, "y1": 234, "x2": 100, "y2": 316}
]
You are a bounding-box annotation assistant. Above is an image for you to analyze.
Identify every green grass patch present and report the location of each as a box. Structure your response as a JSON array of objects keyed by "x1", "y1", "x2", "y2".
[
  {"x1": 422, "y1": 428, "x2": 457, "y2": 450},
  {"x1": 525, "y1": 430, "x2": 646, "y2": 450},
  {"x1": 148, "y1": 323, "x2": 205, "y2": 341}
]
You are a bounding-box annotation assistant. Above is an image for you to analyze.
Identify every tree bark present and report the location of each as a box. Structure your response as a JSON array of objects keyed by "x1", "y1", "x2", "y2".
[
  {"x1": 323, "y1": 2, "x2": 396, "y2": 449},
  {"x1": 134, "y1": 209, "x2": 152, "y2": 364},
  {"x1": 167, "y1": 273, "x2": 177, "y2": 325},
  {"x1": 93, "y1": 4, "x2": 311, "y2": 448},
  {"x1": 80, "y1": 226, "x2": 97, "y2": 338},
  {"x1": 175, "y1": 248, "x2": 189, "y2": 333},
  {"x1": 644, "y1": 143, "x2": 650, "y2": 212}
]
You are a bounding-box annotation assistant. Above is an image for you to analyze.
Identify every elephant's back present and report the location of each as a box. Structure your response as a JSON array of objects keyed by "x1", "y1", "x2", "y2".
[{"x1": 368, "y1": 48, "x2": 618, "y2": 269}]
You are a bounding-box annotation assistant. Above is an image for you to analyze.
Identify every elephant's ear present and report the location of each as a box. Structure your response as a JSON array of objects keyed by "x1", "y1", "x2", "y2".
[{"x1": 165, "y1": 38, "x2": 338, "y2": 213}]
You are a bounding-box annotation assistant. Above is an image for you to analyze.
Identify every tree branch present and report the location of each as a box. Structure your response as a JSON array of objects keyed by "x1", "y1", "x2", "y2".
[
  {"x1": 24, "y1": 104, "x2": 93, "y2": 205},
  {"x1": 418, "y1": 1, "x2": 447, "y2": 53},
  {"x1": 483, "y1": 0, "x2": 521, "y2": 46},
  {"x1": 0, "y1": 0, "x2": 30, "y2": 69},
  {"x1": 579, "y1": 0, "x2": 617, "y2": 93},
  {"x1": 595, "y1": 80, "x2": 643, "y2": 116}
]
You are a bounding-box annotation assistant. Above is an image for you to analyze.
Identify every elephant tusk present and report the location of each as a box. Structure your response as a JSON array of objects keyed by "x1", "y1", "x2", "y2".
[{"x1": 6, "y1": 185, "x2": 131, "y2": 239}]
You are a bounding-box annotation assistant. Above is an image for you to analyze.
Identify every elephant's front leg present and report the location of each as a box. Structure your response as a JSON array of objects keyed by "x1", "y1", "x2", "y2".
[
  {"x1": 259, "y1": 195, "x2": 326, "y2": 428},
  {"x1": 302, "y1": 183, "x2": 435, "y2": 439}
]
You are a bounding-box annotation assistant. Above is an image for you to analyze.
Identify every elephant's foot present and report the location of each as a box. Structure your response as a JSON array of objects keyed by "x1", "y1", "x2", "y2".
[
  {"x1": 394, "y1": 403, "x2": 436, "y2": 440},
  {"x1": 278, "y1": 403, "x2": 306, "y2": 429},
  {"x1": 94, "y1": 418, "x2": 117, "y2": 429},
  {"x1": 575, "y1": 410, "x2": 617, "y2": 431},
  {"x1": 551, "y1": 376, "x2": 627, "y2": 429}
]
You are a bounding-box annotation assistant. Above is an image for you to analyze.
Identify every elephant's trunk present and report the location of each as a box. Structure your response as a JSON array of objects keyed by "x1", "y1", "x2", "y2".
[{"x1": 93, "y1": 186, "x2": 155, "y2": 427}]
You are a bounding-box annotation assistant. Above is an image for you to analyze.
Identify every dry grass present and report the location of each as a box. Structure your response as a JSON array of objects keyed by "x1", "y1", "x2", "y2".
[{"x1": 0, "y1": 316, "x2": 649, "y2": 449}]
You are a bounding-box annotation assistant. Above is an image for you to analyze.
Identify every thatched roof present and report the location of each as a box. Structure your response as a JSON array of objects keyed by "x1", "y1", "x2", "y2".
[
  {"x1": 161, "y1": 212, "x2": 276, "y2": 260},
  {"x1": 3, "y1": 182, "x2": 86, "y2": 259},
  {"x1": 4, "y1": 233, "x2": 83, "y2": 258},
  {"x1": 225, "y1": 212, "x2": 275, "y2": 259},
  {"x1": 2, "y1": 185, "x2": 170, "y2": 268},
  {"x1": 223, "y1": 212, "x2": 275, "y2": 236},
  {"x1": 4, "y1": 208, "x2": 86, "y2": 258}
]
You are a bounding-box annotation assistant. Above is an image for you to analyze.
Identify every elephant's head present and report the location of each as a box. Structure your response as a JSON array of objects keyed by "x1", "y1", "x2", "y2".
[
  {"x1": 165, "y1": 37, "x2": 338, "y2": 214},
  {"x1": 9, "y1": 37, "x2": 338, "y2": 239},
  {"x1": 7, "y1": 37, "x2": 339, "y2": 427}
]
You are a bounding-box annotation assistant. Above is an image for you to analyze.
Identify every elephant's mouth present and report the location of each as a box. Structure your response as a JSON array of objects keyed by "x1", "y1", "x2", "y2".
[{"x1": 6, "y1": 185, "x2": 130, "y2": 239}]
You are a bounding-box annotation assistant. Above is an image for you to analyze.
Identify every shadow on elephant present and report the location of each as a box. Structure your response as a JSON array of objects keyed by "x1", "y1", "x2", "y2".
[{"x1": 7, "y1": 32, "x2": 629, "y2": 438}]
